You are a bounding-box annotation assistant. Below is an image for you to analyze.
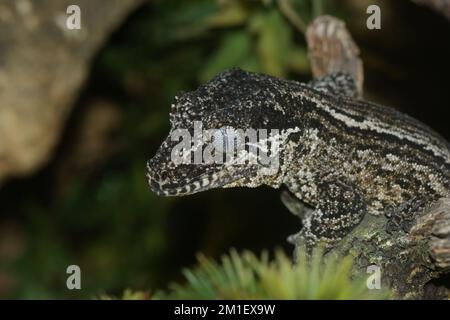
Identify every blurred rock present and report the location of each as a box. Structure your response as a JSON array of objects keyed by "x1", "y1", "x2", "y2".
[
  {"x1": 0, "y1": 0, "x2": 143, "y2": 183},
  {"x1": 56, "y1": 98, "x2": 122, "y2": 190}
]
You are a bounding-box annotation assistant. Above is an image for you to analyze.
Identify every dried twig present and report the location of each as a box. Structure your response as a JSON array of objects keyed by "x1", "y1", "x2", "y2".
[{"x1": 277, "y1": 0, "x2": 307, "y2": 34}]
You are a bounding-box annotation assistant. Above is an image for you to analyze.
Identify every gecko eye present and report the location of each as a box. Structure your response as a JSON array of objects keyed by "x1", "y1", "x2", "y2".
[{"x1": 212, "y1": 126, "x2": 242, "y2": 154}]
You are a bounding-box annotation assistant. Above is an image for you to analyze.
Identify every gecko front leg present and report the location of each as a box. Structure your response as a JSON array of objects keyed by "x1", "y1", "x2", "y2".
[
  {"x1": 384, "y1": 196, "x2": 433, "y2": 234},
  {"x1": 288, "y1": 177, "x2": 367, "y2": 250},
  {"x1": 280, "y1": 189, "x2": 314, "y2": 219}
]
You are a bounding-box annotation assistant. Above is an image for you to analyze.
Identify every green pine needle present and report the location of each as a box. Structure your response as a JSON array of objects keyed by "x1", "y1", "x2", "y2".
[{"x1": 153, "y1": 247, "x2": 391, "y2": 300}]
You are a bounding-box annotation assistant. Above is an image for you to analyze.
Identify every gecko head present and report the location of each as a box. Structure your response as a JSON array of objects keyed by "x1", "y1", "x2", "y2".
[{"x1": 146, "y1": 68, "x2": 301, "y2": 196}]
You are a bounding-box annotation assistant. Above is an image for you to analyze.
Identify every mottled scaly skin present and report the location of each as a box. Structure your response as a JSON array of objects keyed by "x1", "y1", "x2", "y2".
[{"x1": 147, "y1": 69, "x2": 450, "y2": 248}]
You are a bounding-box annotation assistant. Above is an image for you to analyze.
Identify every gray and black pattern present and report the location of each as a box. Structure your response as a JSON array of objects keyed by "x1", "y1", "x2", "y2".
[{"x1": 147, "y1": 68, "x2": 450, "y2": 248}]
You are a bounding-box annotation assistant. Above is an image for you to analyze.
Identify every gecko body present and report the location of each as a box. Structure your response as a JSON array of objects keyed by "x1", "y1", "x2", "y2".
[{"x1": 147, "y1": 69, "x2": 450, "y2": 247}]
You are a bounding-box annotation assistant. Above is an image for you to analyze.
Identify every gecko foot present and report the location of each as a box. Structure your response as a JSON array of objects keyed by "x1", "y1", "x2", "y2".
[{"x1": 385, "y1": 197, "x2": 429, "y2": 233}]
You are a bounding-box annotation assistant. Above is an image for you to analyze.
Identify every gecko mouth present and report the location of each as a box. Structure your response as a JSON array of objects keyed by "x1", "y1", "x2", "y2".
[
  {"x1": 146, "y1": 160, "x2": 255, "y2": 196},
  {"x1": 146, "y1": 135, "x2": 257, "y2": 196}
]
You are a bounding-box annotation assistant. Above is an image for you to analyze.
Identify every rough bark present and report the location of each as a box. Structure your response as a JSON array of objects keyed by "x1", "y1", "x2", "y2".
[
  {"x1": 296, "y1": 16, "x2": 450, "y2": 299},
  {"x1": 0, "y1": 0, "x2": 144, "y2": 183},
  {"x1": 316, "y1": 198, "x2": 450, "y2": 299},
  {"x1": 306, "y1": 15, "x2": 363, "y2": 96}
]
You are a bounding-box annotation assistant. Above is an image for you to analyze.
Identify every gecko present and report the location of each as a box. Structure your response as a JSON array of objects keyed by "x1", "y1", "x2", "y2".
[{"x1": 146, "y1": 68, "x2": 450, "y2": 249}]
